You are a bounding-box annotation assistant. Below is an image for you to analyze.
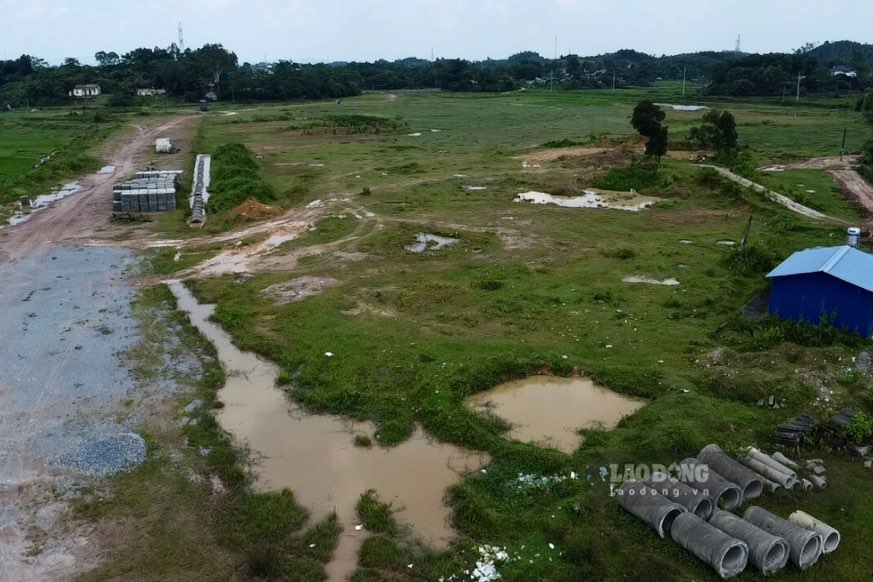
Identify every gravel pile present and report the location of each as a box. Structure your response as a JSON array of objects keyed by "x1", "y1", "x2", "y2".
[{"x1": 54, "y1": 432, "x2": 146, "y2": 477}]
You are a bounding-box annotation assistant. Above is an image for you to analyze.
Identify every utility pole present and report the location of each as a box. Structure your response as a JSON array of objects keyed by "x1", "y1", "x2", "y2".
[
  {"x1": 682, "y1": 67, "x2": 687, "y2": 97},
  {"x1": 795, "y1": 73, "x2": 804, "y2": 102},
  {"x1": 550, "y1": 36, "x2": 557, "y2": 92},
  {"x1": 612, "y1": 70, "x2": 616, "y2": 94}
]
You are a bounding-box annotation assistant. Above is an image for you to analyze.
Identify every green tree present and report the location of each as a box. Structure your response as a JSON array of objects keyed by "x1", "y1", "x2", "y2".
[
  {"x1": 631, "y1": 101, "x2": 668, "y2": 162},
  {"x1": 689, "y1": 109, "x2": 738, "y2": 156}
]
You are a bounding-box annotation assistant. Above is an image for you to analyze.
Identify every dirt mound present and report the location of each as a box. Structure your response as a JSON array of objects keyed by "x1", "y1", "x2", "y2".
[{"x1": 228, "y1": 198, "x2": 284, "y2": 221}]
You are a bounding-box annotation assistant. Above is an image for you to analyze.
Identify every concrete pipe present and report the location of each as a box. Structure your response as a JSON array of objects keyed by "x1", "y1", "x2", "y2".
[
  {"x1": 746, "y1": 448, "x2": 797, "y2": 479},
  {"x1": 789, "y1": 511, "x2": 840, "y2": 554},
  {"x1": 809, "y1": 475, "x2": 827, "y2": 489},
  {"x1": 771, "y1": 451, "x2": 799, "y2": 469},
  {"x1": 678, "y1": 457, "x2": 744, "y2": 510},
  {"x1": 743, "y1": 506, "x2": 823, "y2": 570},
  {"x1": 762, "y1": 478, "x2": 782, "y2": 494},
  {"x1": 617, "y1": 481, "x2": 687, "y2": 538},
  {"x1": 670, "y1": 513, "x2": 749, "y2": 579},
  {"x1": 699, "y1": 444, "x2": 765, "y2": 499},
  {"x1": 709, "y1": 510, "x2": 789, "y2": 575},
  {"x1": 737, "y1": 455, "x2": 797, "y2": 490},
  {"x1": 647, "y1": 472, "x2": 714, "y2": 520},
  {"x1": 800, "y1": 478, "x2": 813, "y2": 492}
]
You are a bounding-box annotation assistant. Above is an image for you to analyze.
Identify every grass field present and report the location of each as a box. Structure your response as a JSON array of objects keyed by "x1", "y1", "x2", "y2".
[
  {"x1": 133, "y1": 89, "x2": 873, "y2": 580},
  {"x1": 29, "y1": 87, "x2": 867, "y2": 580}
]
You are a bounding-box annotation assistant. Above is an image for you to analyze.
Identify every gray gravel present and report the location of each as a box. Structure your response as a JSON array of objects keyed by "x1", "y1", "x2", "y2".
[
  {"x1": 53, "y1": 432, "x2": 147, "y2": 477},
  {"x1": 0, "y1": 247, "x2": 154, "y2": 484}
]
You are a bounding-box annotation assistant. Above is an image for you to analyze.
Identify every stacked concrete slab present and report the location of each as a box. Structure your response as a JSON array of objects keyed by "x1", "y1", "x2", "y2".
[{"x1": 113, "y1": 170, "x2": 182, "y2": 213}]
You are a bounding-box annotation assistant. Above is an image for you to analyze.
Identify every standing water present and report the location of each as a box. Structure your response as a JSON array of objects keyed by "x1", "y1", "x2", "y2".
[
  {"x1": 467, "y1": 376, "x2": 646, "y2": 454},
  {"x1": 167, "y1": 281, "x2": 486, "y2": 580}
]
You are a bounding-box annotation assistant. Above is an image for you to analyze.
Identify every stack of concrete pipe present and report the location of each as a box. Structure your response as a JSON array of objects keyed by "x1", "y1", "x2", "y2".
[
  {"x1": 617, "y1": 481, "x2": 686, "y2": 538},
  {"x1": 647, "y1": 472, "x2": 714, "y2": 519},
  {"x1": 709, "y1": 511, "x2": 789, "y2": 575},
  {"x1": 744, "y1": 507, "x2": 824, "y2": 570},
  {"x1": 615, "y1": 443, "x2": 843, "y2": 578},
  {"x1": 190, "y1": 154, "x2": 210, "y2": 224},
  {"x1": 698, "y1": 444, "x2": 765, "y2": 500},
  {"x1": 737, "y1": 447, "x2": 798, "y2": 492},
  {"x1": 678, "y1": 457, "x2": 744, "y2": 510}
]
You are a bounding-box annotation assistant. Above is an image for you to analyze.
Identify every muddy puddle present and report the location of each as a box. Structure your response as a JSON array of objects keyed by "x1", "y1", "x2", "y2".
[
  {"x1": 2, "y1": 182, "x2": 81, "y2": 229},
  {"x1": 167, "y1": 281, "x2": 486, "y2": 579},
  {"x1": 515, "y1": 190, "x2": 659, "y2": 212},
  {"x1": 405, "y1": 233, "x2": 459, "y2": 253},
  {"x1": 467, "y1": 376, "x2": 646, "y2": 454}
]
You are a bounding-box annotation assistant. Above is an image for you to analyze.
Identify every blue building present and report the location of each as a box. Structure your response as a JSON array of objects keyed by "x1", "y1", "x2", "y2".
[{"x1": 766, "y1": 246, "x2": 873, "y2": 337}]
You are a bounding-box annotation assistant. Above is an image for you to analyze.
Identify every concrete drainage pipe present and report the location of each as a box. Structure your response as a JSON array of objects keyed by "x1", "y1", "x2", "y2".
[
  {"x1": 770, "y1": 451, "x2": 799, "y2": 469},
  {"x1": 647, "y1": 472, "x2": 714, "y2": 520},
  {"x1": 788, "y1": 511, "x2": 840, "y2": 554},
  {"x1": 670, "y1": 513, "x2": 749, "y2": 579},
  {"x1": 743, "y1": 506, "x2": 823, "y2": 570},
  {"x1": 737, "y1": 451, "x2": 797, "y2": 490},
  {"x1": 698, "y1": 444, "x2": 765, "y2": 500},
  {"x1": 617, "y1": 481, "x2": 687, "y2": 538},
  {"x1": 678, "y1": 457, "x2": 744, "y2": 510},
  {"x1": 709, "y1": 510, "x2": 790, "y2": 575}
]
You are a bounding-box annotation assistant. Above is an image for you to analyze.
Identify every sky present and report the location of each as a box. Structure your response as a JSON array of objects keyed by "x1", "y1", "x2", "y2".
[{"x1": 0, "y1": 0, "x2": 870, "y2": 65}]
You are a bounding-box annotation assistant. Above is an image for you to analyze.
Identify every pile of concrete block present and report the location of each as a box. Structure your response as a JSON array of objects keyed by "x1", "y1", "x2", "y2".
[
  {"x1": 155, "y1": 138, "x2": 172, "y2": 153},
  {"x1": 113, "y1": 170, "x2": 183, "y2": 213}
]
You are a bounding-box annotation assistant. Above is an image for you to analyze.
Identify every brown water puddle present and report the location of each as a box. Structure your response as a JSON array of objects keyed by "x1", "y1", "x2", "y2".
[
  {"x1": 467, "y1": 376, "x2": 646, "y2": 454},
  {"x1": 167, "y1": 281, "x2": 486, "y2": 581}
]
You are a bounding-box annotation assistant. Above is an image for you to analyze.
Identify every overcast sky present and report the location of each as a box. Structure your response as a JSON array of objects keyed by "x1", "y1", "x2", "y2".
[{"x1": 0, "y1": 0, "x2": 869, "y2": 65}]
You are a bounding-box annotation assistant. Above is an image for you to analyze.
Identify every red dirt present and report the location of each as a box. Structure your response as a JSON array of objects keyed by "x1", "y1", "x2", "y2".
[
  {"x1": 0, "y1": 116, "x2": 197, "y2": 264},
  {"x1": 227, "y1": 198, "x2": 285, "y2": 221}
]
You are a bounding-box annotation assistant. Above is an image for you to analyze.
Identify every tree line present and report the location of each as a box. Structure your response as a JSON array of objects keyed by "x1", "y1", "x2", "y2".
[{"x1": 2, "y1": 41, "x2": 872, "y2": 108}]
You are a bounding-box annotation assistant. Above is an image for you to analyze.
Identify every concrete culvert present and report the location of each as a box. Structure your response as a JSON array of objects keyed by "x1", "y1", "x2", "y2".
[
  {"x1": 789, "y1": 510, "x2": 841, "y2": 554},
  {"x1": 743, "y1": 506, "x2": 823, "y2": 570},
  {"x1": 699, "y1": 444, "x2": 765, "y2": 500},
  {"x1": 800, "y1": 478, "x2": 814, "y2": 492},
  {"x1": 709, "y1": 510, "x2": 790, "y2": 575},
  {"x1": 679, "y1": 457, "x2": 744, "y2": 510},
  {"x1": 738, "y1": 451, "x2": 797, "y2": 490},
  {"x1": 617, "y1": 481, "x2": 687, "y2": 538},
  {"x1": 670, "y1": 513, "x2": 749, "y2": 579},
  {"x1": 646, "y1": 472, "x2": 714, "y2": 520}
]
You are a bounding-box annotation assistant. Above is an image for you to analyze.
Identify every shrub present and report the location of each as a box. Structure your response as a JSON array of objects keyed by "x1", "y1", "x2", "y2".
[
  {"x1": 721, "y1": 244, "x2": 776, "y2": 275},
  {"x1": 207, "y1": 143, "x2": 276, "y2": 214}
]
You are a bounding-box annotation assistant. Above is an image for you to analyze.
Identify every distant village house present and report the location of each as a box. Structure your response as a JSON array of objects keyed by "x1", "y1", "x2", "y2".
[{"x1": 69, "y1": 84, "x2": 101, "y2": 98}]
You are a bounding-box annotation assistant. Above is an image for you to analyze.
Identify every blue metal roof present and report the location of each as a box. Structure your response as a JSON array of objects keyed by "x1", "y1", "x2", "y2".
[{"x1": 767, "y1": 245, "x2": 873, "y2": 292}]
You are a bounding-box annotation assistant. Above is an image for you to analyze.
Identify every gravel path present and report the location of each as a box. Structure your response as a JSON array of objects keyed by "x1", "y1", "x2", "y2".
[{"x1": 0, "y1": 246, "x2": 143, "y2": 579}]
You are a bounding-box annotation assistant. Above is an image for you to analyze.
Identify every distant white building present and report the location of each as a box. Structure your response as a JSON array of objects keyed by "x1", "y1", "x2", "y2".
[
  {"x1": 137, "y1": 88, "x2": 167, "y2": 97},
  {"x1": 69, "y1": 84, "x2": 101, "y2": 98}
]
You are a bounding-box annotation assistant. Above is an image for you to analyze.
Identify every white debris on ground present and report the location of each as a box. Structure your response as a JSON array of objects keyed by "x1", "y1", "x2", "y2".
[
  {"x1": 716, "y1": 240, "x2": 736, "y2": 246},
  {"x1": 97, "y1": 165, "x2": 116, "y2": 174},
  {"x1": 760, "y1": 165, "x2": 786, "y2": 172},
  {"x1": 408, "y1": 132, "x2": 423, "y2": 137},
  {"x1": 471, "y1": 545, "x2": 510, "y2": 581},
  {"x1": 622, "y1": 276, "x2": 680, "y2": 286},
  {"x1": 521, "y1": 161, "x2": 542, "y2": 169},
  {"x1": 3, "y1": 181, "x2": 82, "y2": 229},
  {"x1": 466, "y1": 186, "x2": 488, "y2": 191},
  {"x1": 515, "y1": 190, "x2": 658, "y2": 212},
  {"x1": 515, "y1": 471, "x2": 581, "y2": 491}
]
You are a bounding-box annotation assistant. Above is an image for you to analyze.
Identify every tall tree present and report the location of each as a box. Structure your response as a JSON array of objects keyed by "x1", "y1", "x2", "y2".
[{"x1": 631, "y1": 101, "x2": 668, "y2": 161}]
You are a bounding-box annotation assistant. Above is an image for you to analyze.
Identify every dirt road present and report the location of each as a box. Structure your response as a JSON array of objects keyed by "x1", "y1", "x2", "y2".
[
  {"x1": 780, "y1": 156, "x2": 873, "y2": 217},
  {"x1": 701, "y1": 164, "x2": 842, "y2": 223},
  {"x1": 0, "y1": 115, "x2": 196, "y2": 581},
  {"x1": 0, "y1": 116, "x2": 196, "y2": 264}
]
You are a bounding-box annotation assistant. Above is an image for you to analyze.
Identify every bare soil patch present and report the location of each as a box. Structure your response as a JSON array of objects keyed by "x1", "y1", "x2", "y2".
[
  {"x1": 227, "y1": 198, "x2": 285, "y2": 221},
  {"x1": 262, "y1": 276, "x2": 341, "y2": 305}
]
